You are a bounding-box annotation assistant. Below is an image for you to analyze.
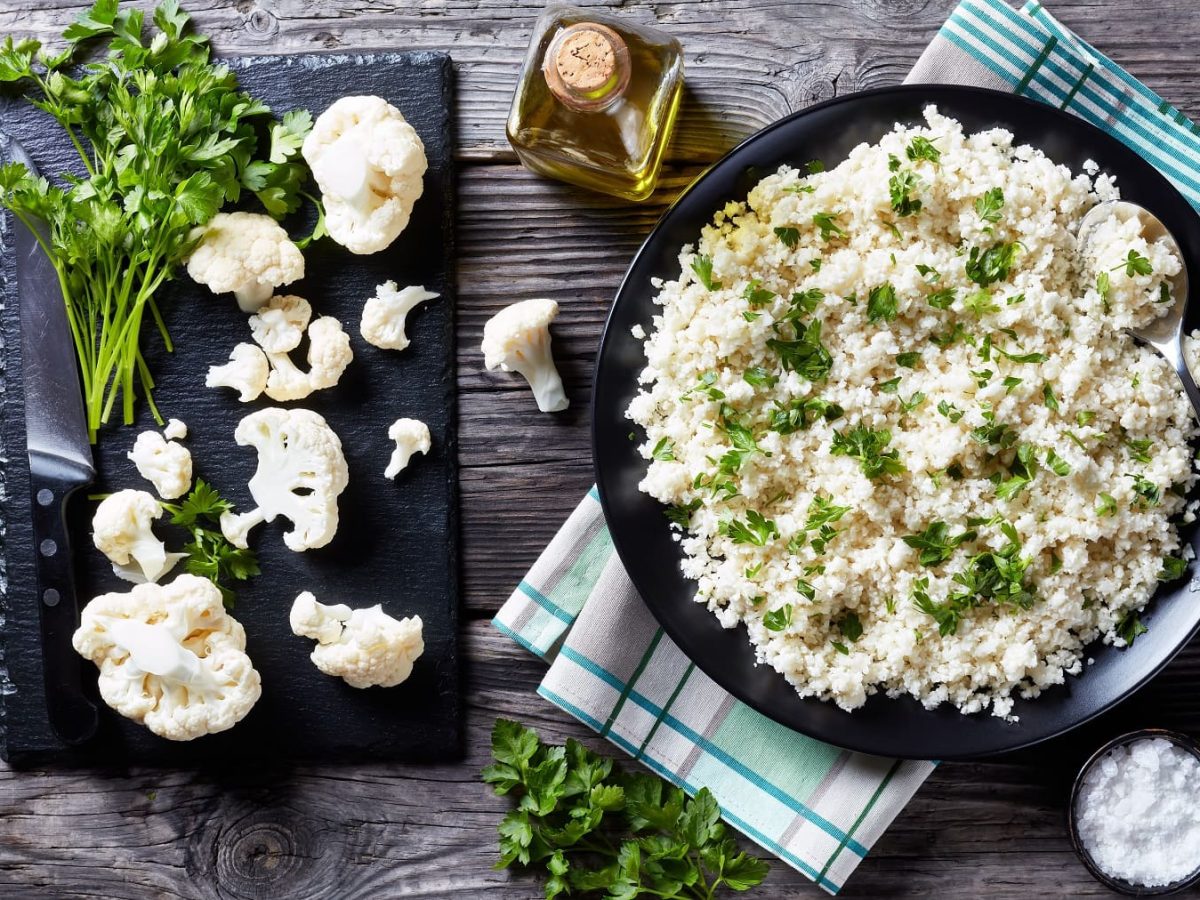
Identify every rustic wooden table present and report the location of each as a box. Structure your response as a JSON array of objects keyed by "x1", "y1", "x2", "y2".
[{"x1": 3, "y1": 1, "x2": 1199, "y2": 897}]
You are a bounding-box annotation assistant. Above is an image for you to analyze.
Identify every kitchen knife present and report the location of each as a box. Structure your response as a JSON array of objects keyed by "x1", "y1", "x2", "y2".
[{"x1": 9, "y1": 135, "x2": 100, "y2": 745}]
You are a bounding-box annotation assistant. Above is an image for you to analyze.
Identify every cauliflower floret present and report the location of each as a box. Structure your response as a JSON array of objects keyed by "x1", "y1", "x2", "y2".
[
  {"x1": 92, "y1": 489, "x2": 179, "y2": 584},
  {"x1": 220, "y1": 408, "x2": 349, "y2": 552},
  {"x1": 482, "y1": 299, "x2": 569, "y2": 413},
  {"x1": 128, "y1": 430, "x2": 192, "y2": 500},
  {"x1": 289, "y1": 591, "x2": 424, "y2": 688},
  {"x1": 249, "y1": 294, "x2": 312, "y2": 354},
  {"x1": 360, "y1": 282, "x2": 439, "y2": 351},
  {"x1": 186, "y1": 212, "x2": 305, "y2": 312},
  {"x1": 263, "y1": 316, "x2": 354, "y2": 400},
  {"x1": 163, "y1": 419, "x2": 188, "y2": 441},
  {"x1": 301, "y1": 96, "x2": 427, "y2": 255},
  {"x1": 207, "y1": 343, "x2": 270, "y2": 402},
  {"x1": 72, "y1": 575, "x2": 262, "y2": 741},
  {"x1": 384, "y1": 418, "x2": 431, "y2": 479}
]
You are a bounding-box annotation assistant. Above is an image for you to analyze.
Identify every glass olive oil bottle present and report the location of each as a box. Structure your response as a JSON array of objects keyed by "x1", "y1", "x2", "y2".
[{"x1": 506, "y1": 5, "x2": 684, "y2": 202}]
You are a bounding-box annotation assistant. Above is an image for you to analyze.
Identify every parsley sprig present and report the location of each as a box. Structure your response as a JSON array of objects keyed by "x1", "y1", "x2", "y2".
[
  {"x1": 830, "y1": 425, "x2": 905, "y2": 479},
  {"x1": 160, "y1": 479, "x2": 258, "y2": 607},
  {"x1": 483, "y1": 719, "x2": 770, "y2": 899}
]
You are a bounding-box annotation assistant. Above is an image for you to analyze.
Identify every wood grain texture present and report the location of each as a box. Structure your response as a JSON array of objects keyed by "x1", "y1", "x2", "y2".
[{"x1": 2, "y1": 0, "x2": 1200, "y2": 896}]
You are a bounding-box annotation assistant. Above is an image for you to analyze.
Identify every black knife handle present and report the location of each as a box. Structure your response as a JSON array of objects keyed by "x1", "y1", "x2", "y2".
[{"x1": 28, "y1": 450, "x2": 99, "y2": 745}]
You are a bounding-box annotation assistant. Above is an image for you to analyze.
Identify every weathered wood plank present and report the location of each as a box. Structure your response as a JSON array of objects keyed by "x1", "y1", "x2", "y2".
[
  {"x1": 3, "y1": 0, "x2": 1199, "y2": 164},
  {"x1": 0, "y1": 621, "x2": 1132, "y2": 899}
]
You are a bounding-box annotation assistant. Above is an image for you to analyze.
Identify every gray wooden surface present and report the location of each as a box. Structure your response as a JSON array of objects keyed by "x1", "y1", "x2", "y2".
[{"x1": 2, "y1": 1, "x2": 1199, "y2": 897}]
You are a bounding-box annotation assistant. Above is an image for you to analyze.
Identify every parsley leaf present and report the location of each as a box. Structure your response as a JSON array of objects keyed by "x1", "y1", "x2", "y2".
[
  {"x1": 965, "y1": 242, "x2": 1021, "y2": 287},
  {"x1": 1113, "y1": 248, "x2": 1153, "y2": 277},
  {"x1": 896, "y1": 351, "x2": 921, "y2": 368},
  {"x1": 651, "y1": 437, "x2": 675, "y2": 461},
  {"x1": 774, "y1": 226, "x2": 800, "y2": 249},
  {"x1": 161, "y1": 479, "x2": 259, "y2": 607},
  {"x1": 691, "y1": 254, "x2": 722, "y2": 290},
  {"x1": 1043, "y1": 383, "x2": 1059, "y2": 411},
  {"x1": 906, "y1": 136, "x2": 941, "y2": 164},
  {"x1": 766, "y1": 319, "x2": 833, "y2": 381},
  {"x1": 830, "y1": 425, "x2": 905, "y2": 479},
  {"x1": 927, "y1": 287, "x2": 956, "y2": 309},
  {"x1": 974, "y1": 187, "x2": 1004, "y2": 224},
  {"x1": 1159, "y1": 555, "x2": 1188, "y2": 582},
  {"x1": 1096, "y1": 492, "x2": 1118, "y2": 517},
  {"x1": 812, "y1": 211, "x2": 845, "y2": 241},
  {"x1": 889, "y1": 169, "x2": 922, "y2": 217},
  {"x1": 767, "y1": 395, "x2": 843, "y2": 434},
  {"x1": 721, "y1": 510, "x2": 778, "y2": 546},
  {"x1": 1045, "y1": 448, "x2": 1072, "y2": 476},
  {"x1": 867, "y1": 282, "x2": 898, "y2": 323},
  {"x1": 764, "y1": 604, "x2": 793, "y2": 631},
  {"x1": 903, "y1": 521, "x2": 977, "y2": 567},
  {"x1": 742, "y1": 279, "x2": 776, "y2": 307},
  {"x1": 1116, "y1": 610, "x2": 1148, "y2": 646}
]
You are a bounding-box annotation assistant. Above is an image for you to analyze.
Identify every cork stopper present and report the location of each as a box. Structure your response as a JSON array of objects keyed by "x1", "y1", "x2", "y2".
[{"x1": 543, "y1": 22, "x2": 631, "y2": 111}]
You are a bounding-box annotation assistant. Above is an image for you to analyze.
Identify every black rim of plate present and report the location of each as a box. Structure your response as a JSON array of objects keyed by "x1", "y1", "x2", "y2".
[{"x1": 591, "y1": 84, "x2": 1200, "y2": 761}]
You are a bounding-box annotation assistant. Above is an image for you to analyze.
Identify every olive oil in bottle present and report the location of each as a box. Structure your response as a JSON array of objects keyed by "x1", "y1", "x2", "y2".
[{"x1": 506, "y1": 5, "x2": 684, "y2": 202}]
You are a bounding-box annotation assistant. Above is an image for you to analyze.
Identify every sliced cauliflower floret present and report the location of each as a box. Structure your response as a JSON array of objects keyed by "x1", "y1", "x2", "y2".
[
  {"x1": 206, "y1": 343, "x2": 270, "y2": 402},
  {"x1": 249, "y1": 294, "x2": 312, "y2": 354},
  {"x1": 128, "y1": 430, "x2": 192, "y2": 500},
  {"x1": 384, "y1": 418, "x2": 431, "y2": 479},
  {"x1": 289, "y1": 591, "x2": 424, "y2": 688},
  {"x1": 163, "y1": 419, "x2": 188, "y2": 441},
  {"x1": 185, "y1": 212, "x2": 305, "y2": 312},
  {"x1": 263, "y1": 316, "x2": 354, "y2": 400},
  {"x1": 72, "y1": 575, "x2": 262, "y2": 741},
  {"x1": 301, "y1": 96, "x2": 427, "y2": 255},
  {"x1": 219, "y1": 408, "x2": 349, "y2": 552},
  {"x1": 92, "y1": 489, "x2": 180, "y2": 584},
  {"x1": 360, "y1": 282, "x2": 440, "y2": 351},
  {"x1": 482, "y1": 299, "x2": 569, "y2": 413}
]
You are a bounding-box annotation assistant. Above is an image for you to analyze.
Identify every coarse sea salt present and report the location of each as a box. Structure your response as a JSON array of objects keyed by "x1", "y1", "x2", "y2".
[{"x1": 1075, "y1": 737, "x2": 1200, "y2": 887}]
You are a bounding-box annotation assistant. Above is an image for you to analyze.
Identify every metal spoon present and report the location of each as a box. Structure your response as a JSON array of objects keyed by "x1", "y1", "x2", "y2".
[{"x1": 1077, "y1": 199, "x2": 1200, "y2": 417}]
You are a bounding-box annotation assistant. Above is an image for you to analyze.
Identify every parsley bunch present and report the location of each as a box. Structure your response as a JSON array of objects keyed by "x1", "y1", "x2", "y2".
[
  {"x1": 0, "y1": 0, "x2": 313, "y2": 439},
  {"x1": 484, "y1": 719, "x2": 769, "y2": 899},
  {"x1": 161, "y1": 479, "x2": 258, "y2": 607}
]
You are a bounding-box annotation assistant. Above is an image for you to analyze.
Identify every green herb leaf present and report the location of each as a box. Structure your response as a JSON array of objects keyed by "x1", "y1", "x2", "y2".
[
  {"x1": 906, "y1": 136, "x2": 941, "y2": 164},
  {"x1": 774, "y1": 226, "x2": 800, "y2": 249},
  {"x1": 1096, "y1": 492, "x2": 1118, "y2": 517},
  {"x1": 721, "y1": 510, "x2": 779, "y2": 546},
  {"x1": 1113, "y1": 248, "x2": 1153, "y2": 277},
  {"x1": 812, "y1": 210, "x2": 845, "y2": 241},
  {"x1": 1043, "y1": 383, "x2": 1059, "y2": 411},
  {"x1": 1116, "y1": 610, "x2": 1148, "y2": 646},
  {"x1": 160, "y1": 479, "x2": 258, "y2": 608},
  {"x1": 651, "y1": 437, "x2": 675, "y2": 461},
  {"x1": 927, "y1": 287, "x2": 956, "y2": 309},
  {"x1": 903, "y1": 521, "x2": 977, "y2": 567},
  {"x1": 830, "y1": 425, "x2": 905, "y2": 479},
  {"x1": 1159, "y1": 555, "x2": 1188, "y2": 582},
  {"x1": 878, "y1": 376, "x2": 902, "y2": 394},
  {"x1": 896, "y1": 351, "x2": 921, "y2": 368},
  {"x1": 867, "y1": 282, "x2": 898, "y2": 323},
  {"x1": 1045, "y1": 448, "x2": 1071, "y2": 476},
  {"x1": 889, "y1": 169, "x2": 922, "y2": 217},
  {"x1": 965, "y1": 242, "x2": 1021, "y2": 287},
  {"x1": 763, "y1": 604, "x2": 793, "y2": 631},
  {"x1": 691, "y1": 254, "x2": 722, "y2": 290},
  {"x1": 974, "y1": 187, "x2": 1004, "y2": 224}
]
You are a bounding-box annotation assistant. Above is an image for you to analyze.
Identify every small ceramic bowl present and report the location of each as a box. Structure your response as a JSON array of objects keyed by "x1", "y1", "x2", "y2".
[{"x1": 1068, "y1": 728, "x2": 1200, "y2": 896}]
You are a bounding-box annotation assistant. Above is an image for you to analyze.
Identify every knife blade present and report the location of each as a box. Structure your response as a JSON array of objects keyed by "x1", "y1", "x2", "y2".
[{"x1": 9, "y1": 135, "x2": 100, "y2": 745}]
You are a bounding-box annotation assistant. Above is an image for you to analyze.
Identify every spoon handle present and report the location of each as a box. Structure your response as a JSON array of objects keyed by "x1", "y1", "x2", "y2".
[{"x1": 1172, "y1": 341, "x2": 1200, "y2": 423}]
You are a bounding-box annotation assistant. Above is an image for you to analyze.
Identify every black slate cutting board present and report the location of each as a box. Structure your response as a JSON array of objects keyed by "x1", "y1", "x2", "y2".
[{"x1": 0, "y1": 52, "x2": 460, "y2": 765}]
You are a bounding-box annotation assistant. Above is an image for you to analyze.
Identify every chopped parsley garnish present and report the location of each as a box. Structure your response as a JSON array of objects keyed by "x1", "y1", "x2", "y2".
[
  {"x1": 1007, "y1": 292, "x2": 1026, "y2": 306},
  {"x1": 804, "y1": 493, "x2": 851, "y2": 554},
  {"x1": 162, "y1": 480, "x2": 260, "y2": 608},
  {"x1": 795, "y1": 579, "x2": 816, "y2": 601},
  {"x1": 784, "y1": 289, "x2": 825, "y2": 319},
  {"x1": 767, "y1": 319, "x2": 833, "y2": 381},
  {"x1": 965, "y1": 241, "x2": 1021, "y2": 287},
  {"x1": 1002, "y1": 376, "x2": 1023, "y2": 394},
  {"x1": 774, "y1": 226, "x2": 801, "y2": 249},
  {"x1": 906, "y1": 136, "x2": 941, "y2": 164},
  {"x1": 901, "y1": 392, "x2": 926, "y2": 413},
  {"x1": 1095, "y1": 492, "x2": 1117, "y2": 517},
  {"x1": 784, "y1": 183, "x2": 816, "y2": 194},
  {"x1": 1076, "y1": 411, "x2": 1096, "y2": 427},
  {"x1": 1116, "y1": 610, "x2": 1148, "y2": 645},
  {"x1": 1045, "y1": 448, "x2": 1071, "y2": 476},
  {"x1": 963, "y1": 289, "x2": 999, "y2": 318},
  {"x1": 1043, "y1": 384, "x2": 1059, "y2": 411},
  {"x1": 937, "y1": 400, "x2": 964, "y2": 423},
  {"x1": 810, "y1": 258, "x2": 822, "y2": 272},
  {"x1": 1158, "y1": 282, "x2": 1172, "y2": 304},
  {"x1": 742, "y1": 279, "x2": 776, "y2": 307},
  {"x1": 888, "y1": 169, "x2": 922, "y2": 217},
  {"x1": 664, "y1": 498, "x2": 701, "y2": 528},
  {"x1": 1127, "y1": 473, "x2": 1161, "y2": 507},
  {"x1": 838, "y1": 612, "x2": 863, "y2": 647},
  {"x1": 1113, "y1": 249, "x2": 1153, "y2": 277},
  {"x1": 926, "y1": 287, "x2": 956, "y2": 309},
  {"x1": 830, "y1": 425, "x2": 905, "y2": 478},
  {"x1": 743, "y1": 366, "x2": 778, "y2": 388},
  {"x1": 682, "y1": 371, "x2": 725, "y2": 402},
  {"x1": 903, "y1": 521, "x2": 977, "y2": 566},
  {"x1": 763, "y1": 603, "x2": 793, "y2": 631},
  {"x1": 994, "y1": 345, "x2": 1048, "y2": 364},
  {"x1": 974, "y1": 187, "x2": 1004, "y2": 224},
  {"x1": 970, "y1": 405, "x2": 1017, "y2": 449},
  {"x1": 691, "y1": 254, "x2": 721, "y2": 290},
  {"x1": 767, "y1": 395, "x2": 844, "y2": 434},
  {"x1": 1159, "y1": 555, "x2": 1189, "y2": 582},
  {"x1": 896, "y1": 351, "x2": 921, "y2": 368},
  {"x1": 651, "y1": 437, "x2": 675, "y2": 461},
  {"x1": 717, "y1": 410, "x2": 766, "y2": 475},
  {"x1": 916, "y1": 264, "x2": 941, "y2": 283},
  {"x1": 867, "y1": 282, "x2": 898, "y2": 323},
  {"x1": 812, "y1": 211, "x2": 845, "y2": 241},
  {"x1": 1125, "y1": 437, "x2": 1153, "y2": 464},
  {"x1": 805, "y1": 159, "x2": 824, "y2": 173},
  {"x1": 971, "y1": 369, "x2": 993, "y2": 388},
  {"x1": 1095, "y1": 270, "x2": 1111, "y2": 313},
  {"x1": 721, "y1": 510, "x2": 778, "y2": 546},
  {"x1": 995, "y1": 444, "x2": 1040, "y2": 500},
  {"x1": 742, "y1": 310, "x2": 761, "y2": 322},
  {"x1": 879, "y1": 376, "x2": 902, "y2": 394},
  {"x1": 930, "y1": 322, "x2": 968, "y2": 347}
]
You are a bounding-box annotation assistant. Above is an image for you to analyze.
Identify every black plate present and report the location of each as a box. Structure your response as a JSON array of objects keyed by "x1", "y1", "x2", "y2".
[{"x1": 592, "y1": 85, "x2": 1200, "y2": 760}]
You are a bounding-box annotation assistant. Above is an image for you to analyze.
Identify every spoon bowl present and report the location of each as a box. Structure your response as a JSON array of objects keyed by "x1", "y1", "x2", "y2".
[{"x1": 1078, "y1": 199, "x2": 1200, "y2": 415}]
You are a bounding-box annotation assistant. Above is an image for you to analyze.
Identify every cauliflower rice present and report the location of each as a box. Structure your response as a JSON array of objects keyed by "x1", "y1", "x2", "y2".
[{"x1": 628, "y1": 108, "x2": 1198, "y2": 719}]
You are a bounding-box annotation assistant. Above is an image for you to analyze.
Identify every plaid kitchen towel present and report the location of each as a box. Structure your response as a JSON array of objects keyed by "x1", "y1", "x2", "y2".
[{"x1": 494, "y1": 2, "x2": 1200, "y2": 893}]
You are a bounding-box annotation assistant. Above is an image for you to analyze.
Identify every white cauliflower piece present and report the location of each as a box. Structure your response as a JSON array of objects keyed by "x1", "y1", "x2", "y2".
[
  {"x1": 128, "y1": 430, "x2": 192, "y2": 500},
  {"x1": 289, "y1": 591, "x2": 424, "y2": 689},
  {"x1": 72, "y1": 575, "x2": 262, "y2": 741},
  {"x1": 384, "y1": 418, "x2": 431, "y2": 479},
  {"x1": 92, "y1": 489, "x2": 176, "y2": 583},
  {"x1": 248, "y1": 294, "x2": 312, "y2": 354},
  {"x1": 186, "y1": 212, "x2": 305, "y2": 312},
  {"x1": 263, "y1": 316, "x2": 353, "y2": 400},
  {"x1": 360, "y1": 282, "x2": 439, "y2": 351},
  {"x1": 301, "y1": 96, "x2": 427, "y2": 255},
  {"x1": 163, "y1": 419, "x2": 188, "y2": 441},
  {"x1": 482, "y1": 299, "x2": 569, "y2": 413},
  {"x1": 219, "y1": 408, "x2": 349, "y2": 552},
  {"x1": 206, "y1": 343, "x2": 270, "y2": 402}
]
